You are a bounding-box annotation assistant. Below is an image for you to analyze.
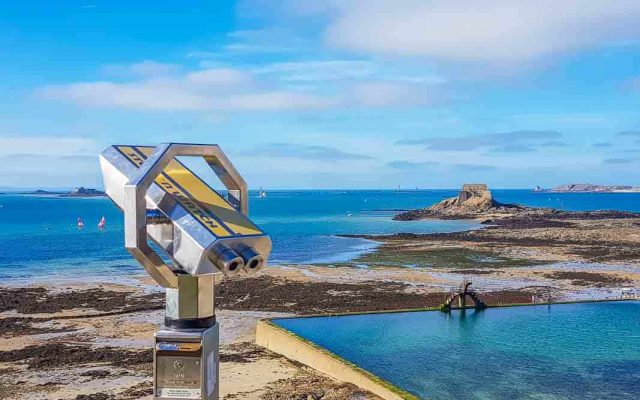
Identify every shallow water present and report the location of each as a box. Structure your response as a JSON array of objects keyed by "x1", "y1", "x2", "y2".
[
  {"x1": 1, "y1": 189, "x2": 639, "y2": 281},
  {"x1": 0, "y1": 190, "x2": 477, "y2": 280},
  {"x1": 274, "y1": 301, "x2": 640, "y2": 399}
]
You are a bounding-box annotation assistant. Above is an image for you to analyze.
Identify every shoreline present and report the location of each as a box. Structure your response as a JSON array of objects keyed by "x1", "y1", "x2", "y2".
[
  {"x1": 2, "y1": 204, "x2": 639, "y2": 399},
  {"x1": 1, "y1": 267, "x2": 637, "y2": 399}
]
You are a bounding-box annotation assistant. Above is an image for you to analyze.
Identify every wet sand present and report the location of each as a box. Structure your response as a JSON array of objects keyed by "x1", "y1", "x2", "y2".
[
  {"x1": 347, "y1": 218, "x2": 640, "y2": 306},
  {"x1": 0, "y1": 278, "x2": 372, "y2": 400},
  {"x1": 347, "y1": 217, "x2": 640, "y2": 264}
]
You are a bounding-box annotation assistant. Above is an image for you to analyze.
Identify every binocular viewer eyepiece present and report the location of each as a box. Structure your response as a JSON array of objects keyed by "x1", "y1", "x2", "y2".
[
  {"x1": 211, "y1": 245, "x2": 264, "y2": 276},
  {"x1": 99, "y1": 143, "x2": 272, "y2": 288}
]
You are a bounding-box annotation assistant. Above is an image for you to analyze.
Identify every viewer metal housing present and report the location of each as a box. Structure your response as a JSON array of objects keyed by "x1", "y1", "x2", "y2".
[
  {"x1": 100, "y1": 143, "x2": 271, "y2": 400},
  {"x1": 100, "y1": 143, "x2": 271, "y2": 284}
]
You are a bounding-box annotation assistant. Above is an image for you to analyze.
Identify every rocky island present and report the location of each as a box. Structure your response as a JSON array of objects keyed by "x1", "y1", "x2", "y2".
[
  {"x1": 394, "y1": 183, "x2": 639, "y2": 223},
  {"x1": 394, "y1": 184, "x2": 523, "y2": 220},
  {"x1": 61, "y1": 187, "x2": 106, "y2": 197},
  {"x1": 30, "y1": 189, "x2": 61, "y2": 195}
]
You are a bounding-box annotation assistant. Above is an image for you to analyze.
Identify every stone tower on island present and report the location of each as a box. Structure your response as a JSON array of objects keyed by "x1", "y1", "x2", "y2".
[{"x1": 458, "y1": 184, "x2": 492, "y2": 203}]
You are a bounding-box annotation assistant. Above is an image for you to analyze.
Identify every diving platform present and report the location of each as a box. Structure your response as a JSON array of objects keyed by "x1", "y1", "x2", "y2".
[{"x1": 441, "y1": 279, "x2": 487, "y2": 311}]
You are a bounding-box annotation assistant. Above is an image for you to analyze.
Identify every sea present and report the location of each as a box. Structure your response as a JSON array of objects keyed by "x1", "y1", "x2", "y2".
[{"x1": 1, "y1": 189, "x2": 639, "y2": 283}]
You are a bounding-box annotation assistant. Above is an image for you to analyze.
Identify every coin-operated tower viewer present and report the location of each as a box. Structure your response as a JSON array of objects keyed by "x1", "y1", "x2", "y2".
[{"x1": 100, "y1": 143, "x2": 272, "y2": 400}]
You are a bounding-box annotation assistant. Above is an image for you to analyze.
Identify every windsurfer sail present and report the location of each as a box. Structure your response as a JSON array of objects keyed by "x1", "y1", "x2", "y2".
[
  {"x1": 97, "y1": 216, "x2": 106, "y2": 229},
  {"x1": 77, "y1": 217, "x2": 84, "y2": 229}
]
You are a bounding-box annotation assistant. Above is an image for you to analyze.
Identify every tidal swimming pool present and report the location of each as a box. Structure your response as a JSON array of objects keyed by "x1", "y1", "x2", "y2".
[{"x1": 273, "y1": 301, "x2": 640, "y2": 399}]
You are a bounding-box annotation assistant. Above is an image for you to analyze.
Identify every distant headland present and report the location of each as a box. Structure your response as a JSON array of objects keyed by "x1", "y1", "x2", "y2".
[
  {"x1": 547, "y1": 183, "x2": 640, "y2": 193},
  {"x1": 17, "y1": 187, "x2": 106, "y2": 198}
]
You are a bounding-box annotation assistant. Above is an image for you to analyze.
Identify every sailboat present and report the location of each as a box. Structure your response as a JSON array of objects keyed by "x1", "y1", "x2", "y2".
[
  {"x1": 77, "y1": 217, "x2": 84, "y2": 229},
  {"x1": 259, "y1": 187, "x2": 267, "y2": 198},
  {"x1": 97, "y1": 216, "x2": 106, "y2": 229}
]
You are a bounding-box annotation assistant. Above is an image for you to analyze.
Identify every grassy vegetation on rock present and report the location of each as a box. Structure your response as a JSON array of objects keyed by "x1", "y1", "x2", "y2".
[{"x1": 355, "y1": 247, "x2": 538, "y2": 269}]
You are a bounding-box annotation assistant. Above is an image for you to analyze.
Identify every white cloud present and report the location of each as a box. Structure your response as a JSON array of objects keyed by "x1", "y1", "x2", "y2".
[
  {"x1": 617, "y1": 130, "x2": 640, "y2": 138},
  {"x1": 603, "y1": 157, "x2": 640, "y2": 165},
  {"x1": 253, "y1": 60, "x2": 379, "y2": 82},
  {"x1": 247, "y1": 58, "x2": 447, "y2": 85},
  {"x1": 398, "y1": 130, "x2": 564, "y2": 152},
  {"x1": 214, "y1": 92, "x2": 337, "y2": 111},
  {"x1": 0, "y1": 136, "x2": 102, "y2": 188},
  {"x1": 249, "y1": 143, "x2": 374, "y2": 160},
  {"x1": 0, "y1": 136, "x2": 98, "y2": 156},
  {"x1": 185, "y1": 68, "x2": 252, "y2": 86},
  {"x1": 387, "y1": 160, "x2": 438, "y2": 169},
  {"x1": 223, "y1": 29, "x2": 304, "y2": 54},
  {"x1": 347, "y1": 81, "x2": 440, "y2": 107},
  {"x1": 318, "y1": 0, "x2": 640, "y2": 66},
  {"x1": 42, "y1": 79, "x2": 332, "y2": 112},
  {"x1": 101, "y1": 60, "x2": 181, "y2": 77},
  {"x1": 41, "y1": 81, "x2": 213, "y2": 111},
  {"x1": 188, "y1": 29, "x2": 307, "y2": 58},
  {"x1": 452, "y1": 163, "x2": 497, "y2": 171},
  {"x1": 40, "y1": 62, "x2": 444, "y2": 112}
]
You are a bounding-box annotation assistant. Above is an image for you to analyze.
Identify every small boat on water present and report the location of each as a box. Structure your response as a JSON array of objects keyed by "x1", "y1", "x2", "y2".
[
  {"x1": 97, "y1": 216, "x2": 106, "y2": 229},
  {"x1": 259, "y1": 187, "x2": 267, "y2": 198},
  {"x1": 77, "y1": 217, "x2": 84, "y2": 229}
]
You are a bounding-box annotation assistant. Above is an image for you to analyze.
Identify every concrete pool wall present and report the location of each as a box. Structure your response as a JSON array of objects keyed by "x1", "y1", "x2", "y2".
[{"x1": 256, "y1": 319, "x2": 420, "y2": 400}]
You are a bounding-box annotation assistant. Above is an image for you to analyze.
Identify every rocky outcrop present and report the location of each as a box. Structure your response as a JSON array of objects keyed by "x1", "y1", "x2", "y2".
[
  {"x1": 394, "y1": 184, "x2": 523, "y2": 220},
  {"x1": 64, "y1": 187, "x2": 106, "y2": 197}
]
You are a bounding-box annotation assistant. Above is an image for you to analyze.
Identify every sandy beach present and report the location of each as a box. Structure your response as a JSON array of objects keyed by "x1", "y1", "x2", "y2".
[
  {"x1": 1, "y1": 211, "x2": 639, "y2": 399},
  {"x1": 0, "y1": 278, "x2": 380, "y2": 400}
]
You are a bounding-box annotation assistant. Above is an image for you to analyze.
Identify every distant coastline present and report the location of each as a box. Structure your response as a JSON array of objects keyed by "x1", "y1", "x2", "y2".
[
  {"x1": 10, "y1": 187, "x2": 107, "y2": 198},
  {"x1": 2, "y1": 185, "x2": 640, "y2": 197},
  {"x1": 544, "y1": 183, "x2": 640, "y2": 193}
]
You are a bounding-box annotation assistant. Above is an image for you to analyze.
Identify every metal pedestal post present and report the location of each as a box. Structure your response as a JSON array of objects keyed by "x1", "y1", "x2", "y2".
[
  {"x1": 154, "y1": 323, "x2": 220, "y2": 400},
  {"x1": 154, "y1": 275, "x2": 219, "y2": 400}
]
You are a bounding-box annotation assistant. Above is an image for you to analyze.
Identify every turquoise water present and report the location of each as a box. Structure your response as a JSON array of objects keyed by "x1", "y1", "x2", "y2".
[
  {"x1": 274, "y1": 301, "x2": 640, "y2": 399},
  {"x1": 1, "y1": 189, "x2": 639, "y2": 281},
  {"x1": 0, "y1": 190, "x2": 476, "y2": 281}
]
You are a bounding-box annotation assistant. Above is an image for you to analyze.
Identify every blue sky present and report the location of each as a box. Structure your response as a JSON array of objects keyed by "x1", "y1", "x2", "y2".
[{"x1": 0, "y1": 0, "x2": 639, "y2": 189}]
